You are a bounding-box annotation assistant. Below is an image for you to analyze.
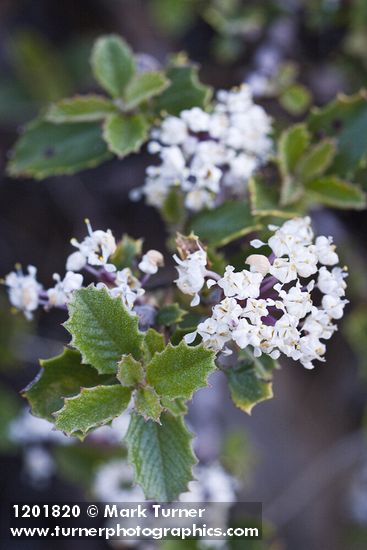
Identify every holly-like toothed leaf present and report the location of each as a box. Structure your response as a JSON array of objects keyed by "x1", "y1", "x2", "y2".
[
  {"x1": 189, "y1": 200, "x2": 262, "y2": 247},
  {"x1": 156, "y1": 304, "x2": 186, "y2": 327},
  {"x1": 55, "y1": 385, "x2": 132, "y2": 437},
  {"x1": 143, "y1": 328, "x2": 165, "y2": 362},
  {"x1": 64, "y1": 286, "x2": 144, "y2": 374},
  {"x1": 296, "y1": 139, "x2": 336, "y2": 182},
  {"x1": 279, "y1": 84, "x2": 312, "y2": 116},
  {"x1": 117, "y1": 355, "x2": 145, "y2": 387},
  {"x1": 161, "y1": 396, "x2": 188, "y2": 416},
  {"x1": 226, "y1": 365, "x2": 273, "y2": 415},
  {"x1": 23, "y1": 348, "x2": 112, "y2": 422},
  {"x1": 46, "y1": 95, "x2": 117, "y2": 123},
  {"x1": 146, "y1": 341, "x2": 216, "y2": 400},
  {"x1": 249, "y1": 177, "x2": 306, "y2": 218},
  {"x1": 123, "y1": 71, "x2": 170, "y2": 109},
  {"x1": 135, "y1": 386, "x2": 163, "y2": 423},
  {"x1": 7, "y1": 120, "x2": 111, "y2": 179},
  {"x1": 103, "y1": 113, "x2": 149, "y2": 158},
  {"x1": 308, "y1": 90, "x2": 367, "y2": 176},
  {"x1": 110, "y1": 234, "x2": 143, "y2": 270},
  {"x1": 305, "y1": 176, "x2": 366, "y2": 209},
  {"x1": 125, "y1": 411, "x2": 196, "y2": 501},
  {"x1": 278, "y1": 123, "x2": 311, "y2": 175},
  {"x1": 91, "y1": 35, "x2": 135, "y2": 98},
  {"x1": 161, "y1": 187, "x2": 186, "y2": 225},
  {"x1": 153, "y1": 65, "x2": 212, "y2": 115}
]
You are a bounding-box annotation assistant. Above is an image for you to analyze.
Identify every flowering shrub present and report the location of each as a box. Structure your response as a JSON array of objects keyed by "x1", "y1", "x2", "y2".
[{"x1": 3, "y1": 33, "x2": 367, "y2": 502}]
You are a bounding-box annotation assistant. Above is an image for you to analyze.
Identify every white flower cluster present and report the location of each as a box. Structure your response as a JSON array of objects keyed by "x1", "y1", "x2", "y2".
[
  {"x1": 179, "y1": 217, "x2": 348, "y2": 370},
  {"x1": 133, "y1": 85, "x2": 273, "y2": 212},
  {"x1": 3, "y1": 221, "x2": 164, "y2": 319}
]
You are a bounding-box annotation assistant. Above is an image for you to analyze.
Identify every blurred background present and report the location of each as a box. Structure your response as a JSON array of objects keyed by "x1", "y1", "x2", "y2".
[{"x1": 1, "y1": 1, "x2": 367, "y2": 549}]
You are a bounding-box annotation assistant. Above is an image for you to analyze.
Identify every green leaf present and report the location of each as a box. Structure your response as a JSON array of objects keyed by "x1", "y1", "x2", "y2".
[
  {"x1": 161, "y1": 187, "x2": 186, "y2": 225},
  {"x1": 124, "y1": 71, "x2": 170, "y2": 109},
  {"x1": 11, "y1": 30, "x2": 72, "y2": 102},
  {"x1": 189, "y1": 200, "x2": 262, "y2": 247},
  {"x1": 23, "y1": 348, "x2": 111, "y2": 422},
  {"x1": 46, "y1": 95, "x2": 117, "y2": 123},
  {"x1": 91, "y1": 35, "x2": 135, "y2": 98},
  {"x1": 278, "y1": 124, "x2": 311, "y2": 175},
  {"x1": 7, "y1": 120, "x2": 111, "y2": 179},
  {"x1": 146, "y1": 341, "x2": 216, "y2": 400},
  {"x1": 117, "y1": 355, "x2": 145, "y2": 387},
  {"x1": 226, "y1": 365, "x2": 273, "y2": 415},
  {"x1": 143, "y1": 328, "x2": 165, "y2": 361},
  {"x1": 308, "y1": 90, "x2": 367, "y2": 176},
  {"x1": 278, "y1": 124, "x2": 311, "y2": 206},
  {"x1": 64, "y1": 286, "x2": 144, "y2": 374},
  {"x1": 110, "y1": 234, "x2": 143, "y2": 270},
  {"x1": 103, "y1": 113, "x2": 149, "y2": 158},
  {"x1": 55, "y1": 385, "x2": 131, "y2": 437},
  {"x1": 296, "y1": 139, "x2": 336, "y2": 182},
  {"x1": 161, "y1": 396, "x2": 188, "y2": 416},
  {"x1": 279, "y1": 84, "x2": 312, "y2": 116},
  {"x1": 249, "y1": 177, "x2": 306, "y2": 218},
  {"x1": 156, "y1": 304, "x2": 186, "y2": 327},
  {"x1": 154, "y1": 65, "x2": 212, "y2": 115},
  {"x1": 125, "y1": 411, "x2": 196, "y2": 501},
  {"x1": 305, "y1": 176, "x2": 366, "y2": 209},
  {"x1": 135, "y1": 386, "x2": 163, "y2": 423}
]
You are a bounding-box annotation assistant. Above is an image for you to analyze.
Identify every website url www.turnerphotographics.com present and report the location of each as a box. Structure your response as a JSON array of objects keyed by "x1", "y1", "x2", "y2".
[{"x1": 7, "y1": 502, "x2": 262, "y2": 541}]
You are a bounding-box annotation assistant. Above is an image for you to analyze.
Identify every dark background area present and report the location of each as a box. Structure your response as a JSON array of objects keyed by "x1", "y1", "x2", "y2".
[{"x1": 1, "y1": 1, "x2": 367, "y2": 549}]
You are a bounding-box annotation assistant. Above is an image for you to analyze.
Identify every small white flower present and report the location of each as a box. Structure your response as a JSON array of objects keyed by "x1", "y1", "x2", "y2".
[
  {"x1": 185, "y1": 188, "x2": 215, "y2": 212},
  {"x1": 181, "y1": 107, "x2": 211, "y2": 132},
  {"x1": 102, "y1": 268, "x2": 144, "y2": 310},
  {"x1": 242, "y1": 298, "x2": 272, "y2": 325},
  {"x1": 270, "y1": 257, "x2": 298, "y2": 283},
  {"x1": 267, "y1": 217, "x2": 313, "y2": 257},
  {"x1": 160, "y1": 116, "x2": 188, "y2": 145},
  {"x1": 65, "y1": 251, "x2": 86, "y2": 272},
  {"x1": 322, "y1": 294, "x2": 348, "y2": 320},
  {"x1": 314, "y1": 236, "x2": 339, "y2": 265},
  {"x1": 232, "y1": 318, "x2": 261, "y2": 349},
  {"x1": 291, "y1": 246, "x2": 318, "y2": 279},
  {"x1": 186, "y1": 318, "x2": 231, "y2": 352},
  {"x1": 47, "y1": 271, "x2": 83, "y2": 307},
  {"x1": 274, "y1": 313, "x2": 300, "y2": 357},
  {"x1": 138, "y1": 249, "x2": 164, "y2": 275},
  {"x1": 70, "y1": 220, "x2": 117, "y2": 271},
  {"x1": 218, "y1": 266, "x2": 263, "y2": 300},
  {"x1": 212, "y1": 297, "x2": 242, "y2": 327},
  {"x1": 174, "y1": 248, "x2": 207, "y2": 306},
  {"x1": 275, "y1": 283, "x2": 313, "y2": 320},
  {"x1": 297, "y1": 335, "x2": 326, "y2": 370},
  {"x1": 5, "y1": 265, "x2": 42, "y2": 319},
  {"x1": 317, "y1": 266, "x2": 347, "y2": 297},
  {"x1": 303, "y1": 309, "x2": 336, "y2": 340}
]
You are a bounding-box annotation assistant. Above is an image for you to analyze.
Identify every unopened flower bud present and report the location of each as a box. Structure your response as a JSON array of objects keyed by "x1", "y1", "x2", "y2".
[
  {"x1": 138, "y1": 250, "x2": 164, "y2": 275},
  {"x1": 245, "y1": 254, "x2": 270, "y2": 276}
]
